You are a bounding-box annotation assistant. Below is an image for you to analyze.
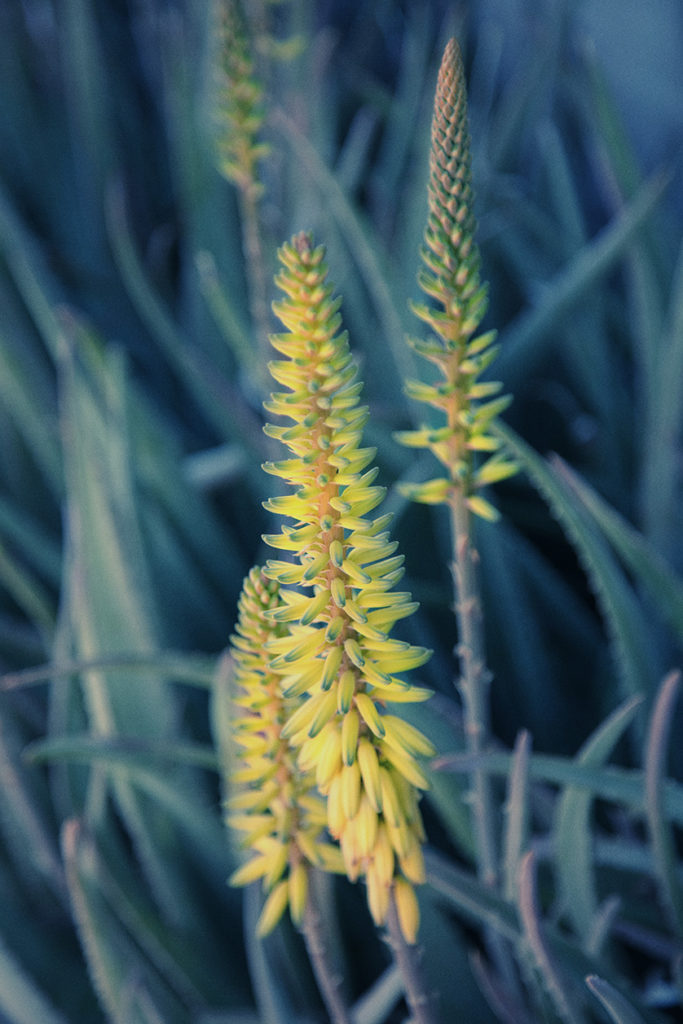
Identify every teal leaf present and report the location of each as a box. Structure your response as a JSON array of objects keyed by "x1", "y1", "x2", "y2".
[
  {"x1": 644, "y1": 671, "x2": 683, "y2": 934},
  {"x1": 586, "y1": 975, "x2": 647, "y2": 1024},
  {"x1": 554, "y1": 696, "x2": 643, "y2": 943},
  {"x1": 496, "y1": 422, "x2": 657, "y2": 707}
]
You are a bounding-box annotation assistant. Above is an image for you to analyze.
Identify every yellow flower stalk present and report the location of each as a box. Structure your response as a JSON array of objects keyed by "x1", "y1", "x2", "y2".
[
  {"x1": 395, "y1": 38, "x2": 517, "y2": 519},
  {"x1": 262, "y1": 232, "x2": 434, "y2": 943},
  {"x1": 228, "y1": 566, "x2": 343, "y2": 936}
]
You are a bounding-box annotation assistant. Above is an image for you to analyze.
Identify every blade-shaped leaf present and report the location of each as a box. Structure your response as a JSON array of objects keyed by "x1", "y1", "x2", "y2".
[
  {"x1": 554, "y1": 696, "x2": 643, "y2": 942},
  {"x1": 0, "y1": 932, "x2": 67, "y2": 1024},
  {"x1": 496, "y1": 422, "x2": 657, "y2": 707},
  {"x1": 586, "y1": 975, "x2": 646, "y2": 1024}
]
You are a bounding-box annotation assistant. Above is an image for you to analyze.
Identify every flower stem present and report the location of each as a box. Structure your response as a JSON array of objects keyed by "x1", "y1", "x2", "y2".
[
  {"x1": 449, "y1": 494, "x2": 520, "y2": 995},
  {"x1": 449, "y1": 493, "x2": 498, "y2": 889},
  {"x1": 385, "y1": 890, "x2": 437, "y2": 1024},
  {"x1": 300, "y1": 872, "x2": 352, "y2": 1024},
  {"x1": 238, "y1": 184, "x2": 271, "y2": 387}
]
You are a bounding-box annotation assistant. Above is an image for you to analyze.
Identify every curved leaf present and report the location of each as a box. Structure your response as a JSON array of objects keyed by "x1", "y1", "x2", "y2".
[{"x1": 555, "y1": 696, "x2": 643, "y2": 943}]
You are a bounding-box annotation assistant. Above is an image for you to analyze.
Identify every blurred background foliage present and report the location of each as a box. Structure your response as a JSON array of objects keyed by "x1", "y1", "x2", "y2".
[{"x1": 0, "y1": 0, "x2": 682, "y2": 1021}]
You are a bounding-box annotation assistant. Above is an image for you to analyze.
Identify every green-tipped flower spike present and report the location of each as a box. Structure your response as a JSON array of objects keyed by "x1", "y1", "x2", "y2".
[
  {"x1": 228, "y1": 566, "x2": 344, "y2": 937},
  {"x1": 213, "y1": 0, "x2": 270, "y2": 200},
  {"x1": 396, "y1": 38, "x2": 517, "y2": 521},
  {"x1": 262, "y1": 232, "x2": 435, "y2": 942}
]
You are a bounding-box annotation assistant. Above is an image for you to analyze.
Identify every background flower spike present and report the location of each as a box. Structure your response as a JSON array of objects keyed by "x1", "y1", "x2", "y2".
[{"x1": 396, "y1": 37, "x2": 517, "y2": 516}]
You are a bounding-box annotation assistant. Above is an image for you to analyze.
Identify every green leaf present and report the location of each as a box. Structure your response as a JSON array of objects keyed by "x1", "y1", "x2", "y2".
[
  {"x1": 496, "y1": 422, "x2": 657, "y2": 706},
  {"x1": 550, "y1": 455, "x2": 683, "y2": 648},
  {"x1": 644, "y1": 671, "x2": 683, "y2": 934},
  {"x1": 0, "y1": 539, "x2": 56, "y2": 644},
  {"x1": 554, "y1": 696, "x2": 643, "y2": 943},
  {"x1": 25, "y1": 734, "x2": 219, "y2": 773},
  {"x1": 61, "y1": 820, "x2": 186, "y2": 1024},
  {"x1": 518, "y1": 851, "x2": 585, "y2": 1024},
  {"x1": 0, "y1": 306, "x2": 61, "y2": 494},
  {"x1": 435, "y1": 747, "x2": 683, "y2": 827},
  {"x1": 271, "y1": 108, "x2": 415, "y2": 390},
  {"x1": 586, "y1": 975, "x2": 647, "y2": 1024},
  {"x1": 57, "y1": 319, "x2": 204, "y2": 925},
  {"x1": 105, "y1": 182, "x2": 265, "y2": 459},
  {"x1": 0, "y1": 933, "x2": 67, "y2": 1024},
  {"x1": 503, "y1": 729, "x2": 532, "y2": 904},
  {"x1": 497, "y1": 168, "x2": 671, "y2": 386}
]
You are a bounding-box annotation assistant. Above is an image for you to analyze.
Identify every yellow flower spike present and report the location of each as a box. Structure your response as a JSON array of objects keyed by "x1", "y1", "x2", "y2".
[
  {"x1": 227, "y1": 567, "x2": 337, "y2": 935},
  {"x1": 259, "y1": 231, "x2": 434, "y2": 935},
  {"x1": 396, "y1": 38, "x2": 517, "y2": 516}
]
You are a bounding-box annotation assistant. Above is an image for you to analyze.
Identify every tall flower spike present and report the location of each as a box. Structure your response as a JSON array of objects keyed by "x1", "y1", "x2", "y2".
[
  {"x1": 227, "y1": 566, "x2": 344, "y2": 937},
  {"x1": 262, "y1": 232, "x2": 435, "y2": 943},
  {"x1": 396, "y1": 38, "x2": 517, "y2": 520}
]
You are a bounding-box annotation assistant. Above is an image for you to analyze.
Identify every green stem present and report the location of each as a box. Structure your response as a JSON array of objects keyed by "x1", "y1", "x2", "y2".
[
  {"x1": 385, "y1": 892, "x2": 437, "y2": 1024},
  {"x1": 300, "y1": 876, "x2": 352, "y2": 1024},
  {"x1": 238, "y1": 184, "x2": 271, "y2": 390},
  {"x1": 449, "y1": 492, "x2": 521, "y2": 995},
  {"x1": 449, "y1": 492, "x2": 498, "y2": 889}
]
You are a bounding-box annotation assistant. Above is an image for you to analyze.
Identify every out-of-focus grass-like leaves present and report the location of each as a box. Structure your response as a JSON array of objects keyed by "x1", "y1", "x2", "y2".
[
  {"x1": 554, "y1": 696, "x2": 643, "y2": 944},
  {"x1": 497, "y1": 423, "x2": 659, "y2": 711},
  {"x1": 586, "y1": 975, "x2": 647, "y2": 1024},
  {"x1": 0, "y1": 930, "x2": 67, "y2": 1024},
  {"x1": 0, "y1": 1, "x2": 681, "y2": 1020},
  {"x1": 644, "y1": 671, "x2": 683, "y2": 936}
]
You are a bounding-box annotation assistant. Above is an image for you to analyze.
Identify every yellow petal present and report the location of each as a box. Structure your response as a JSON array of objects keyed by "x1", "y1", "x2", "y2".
[
  {"x1": 256, "y1": 880, "x2": 290, "y2": 937},
  {"x1": 393, "y1": 878, "x2": 420, "y2": 944}
]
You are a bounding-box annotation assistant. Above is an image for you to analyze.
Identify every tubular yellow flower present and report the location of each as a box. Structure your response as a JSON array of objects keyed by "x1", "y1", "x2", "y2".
[
  {"x1": 227, "y1": 566, "x2": 343, "y2": 936},
  {"x1": 395, "y1": 38, "x2": 517, "y2": 520},
  {"x1": 262, "y1": 232, "x2": 435, "y2": 941}
]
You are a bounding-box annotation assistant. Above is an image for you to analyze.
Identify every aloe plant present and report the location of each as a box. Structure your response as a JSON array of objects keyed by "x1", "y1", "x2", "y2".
[{"x1": 0, "y1": 4, "x2": 681, "y2": 1023}]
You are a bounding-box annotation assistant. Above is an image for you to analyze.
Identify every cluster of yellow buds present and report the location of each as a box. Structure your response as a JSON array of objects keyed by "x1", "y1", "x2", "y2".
[
  {"x1": 212, "y1": 0, "x2": 269, "y2": 199},
  {"x1": 395, "y1": 39, "x2": 517, "y2": 520},
  {"x1": 227, "y1": 566, "x2": 344, "y2": 936},
  {"x1": 229, "y1": 232, "x2": 435, "y2": 943}
]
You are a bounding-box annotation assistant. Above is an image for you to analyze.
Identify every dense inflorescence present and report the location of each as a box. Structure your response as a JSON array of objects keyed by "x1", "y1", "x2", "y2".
[
  {"x1": 260, "y1": 232, "x2": 434, "y2": 942},
  {"x1": 396, "y1": 38, "x2": 517, "y2": 520},
  {"x1": 228, "y1": 566, "x2": 343, "y2": 936}
]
